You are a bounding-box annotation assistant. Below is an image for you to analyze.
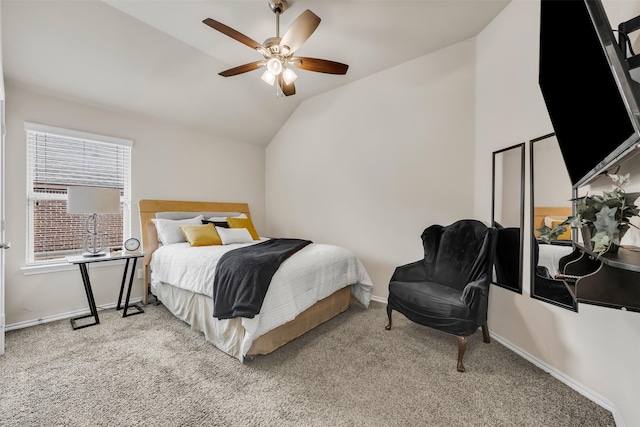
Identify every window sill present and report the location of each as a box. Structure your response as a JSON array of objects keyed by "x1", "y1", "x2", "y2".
[{"x1": 21, "y1": 258, "x2": 126, "y2": 276}]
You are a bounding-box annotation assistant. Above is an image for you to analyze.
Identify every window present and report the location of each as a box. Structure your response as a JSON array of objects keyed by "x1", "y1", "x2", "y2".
[{"x1": 25, "y1": 122, "x2": 132, "y2": 264}]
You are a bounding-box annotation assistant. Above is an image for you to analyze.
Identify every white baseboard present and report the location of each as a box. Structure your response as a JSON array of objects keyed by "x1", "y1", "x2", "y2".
[
  {"x1": 370, "y1": 295, "x2": 387, "y2": 304},
  {"x1": 5, "y1": 297, "x2": 142, "y2": 331},
  {"x1": 490, "y1": 331, "x2": 623, "y2": 427},
  {"x1": 370, "y1": 295, "x2": 622, "y2": 426}
]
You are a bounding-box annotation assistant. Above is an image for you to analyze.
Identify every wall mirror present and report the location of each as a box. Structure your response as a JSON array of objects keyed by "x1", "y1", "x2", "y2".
[
  {"x1": 529, "y1": 133, "x2": 577, "y2": 310},
  {"x1": 491, "y1": 143, "x2": 525, "y2": 293}
]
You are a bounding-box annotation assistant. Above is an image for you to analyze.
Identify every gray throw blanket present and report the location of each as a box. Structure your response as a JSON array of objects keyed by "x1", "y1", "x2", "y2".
[{"x1": 212, "y1": 238, "x2": 313, "y2": 319}]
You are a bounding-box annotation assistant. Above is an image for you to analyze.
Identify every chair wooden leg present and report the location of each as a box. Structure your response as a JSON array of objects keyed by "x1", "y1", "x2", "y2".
[
  {"x1": 482, "y1": 323, "x2": 491, "y2": 343},
  {"x1": 385, "y1": 306, "x2": 393, "y2": 330},
  {"x1": 456, "y1": 336, "x2": 467, "y2": 372}
]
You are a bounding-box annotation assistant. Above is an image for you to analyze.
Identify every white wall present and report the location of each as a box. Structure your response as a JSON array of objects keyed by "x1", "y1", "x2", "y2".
[
  {"x1": 476, "y1": 1, "x2": 640, "y2": 425},
  {"x1": 532, "y1": 135, "x2": 572, "y2": 207},
  {"x1": 266, "y1": 40, "x2": 477, "y2": 298},
  {"x1": 4, "y1": 81, "x2": 265, "y2": 326}
]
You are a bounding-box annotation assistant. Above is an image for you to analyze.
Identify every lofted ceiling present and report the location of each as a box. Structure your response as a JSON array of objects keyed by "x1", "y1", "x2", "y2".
[{"x1": 2, "y1": 0, "x2": 510, "y2": 147}]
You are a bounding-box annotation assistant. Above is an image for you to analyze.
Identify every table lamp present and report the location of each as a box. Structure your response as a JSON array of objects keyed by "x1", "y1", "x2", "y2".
[{"x1": 67, "y1": 186, "x2": 120, "y2": 257}]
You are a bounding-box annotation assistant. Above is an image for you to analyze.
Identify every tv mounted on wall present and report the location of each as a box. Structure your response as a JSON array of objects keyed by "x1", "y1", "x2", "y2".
[{"x1": 539, "y1": 0, "x2": 640, "y2": 188}]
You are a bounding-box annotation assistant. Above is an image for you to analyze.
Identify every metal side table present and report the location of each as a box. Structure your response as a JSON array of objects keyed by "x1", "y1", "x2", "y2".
[{"x1": 66, "y1": 251, "x2": 145, "y2": 330}]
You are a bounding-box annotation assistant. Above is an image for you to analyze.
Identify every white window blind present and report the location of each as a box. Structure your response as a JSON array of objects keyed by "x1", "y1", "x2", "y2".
[{"x1": 25, "y1": 122, "x2": 132, "y2": 264}]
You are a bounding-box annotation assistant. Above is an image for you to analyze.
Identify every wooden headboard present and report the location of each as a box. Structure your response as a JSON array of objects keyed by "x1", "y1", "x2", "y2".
[
  {"x1": 533, "y1": 206, "x2": 572, "y2": 238},
  {"x1": 138, "y1": 199, "x2": 252, "y2": 304}
]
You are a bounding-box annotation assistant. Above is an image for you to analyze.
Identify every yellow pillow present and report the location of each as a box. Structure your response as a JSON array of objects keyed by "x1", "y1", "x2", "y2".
[
  {"x1": 179, "y1": 223, "x2": 222, "y2": 246},
  {"x1": 551, "y1": 220, "x2": 572, "y2": 241},
  {"x1": 227, "y1": 217, "x2": 260, "y2": 240}
]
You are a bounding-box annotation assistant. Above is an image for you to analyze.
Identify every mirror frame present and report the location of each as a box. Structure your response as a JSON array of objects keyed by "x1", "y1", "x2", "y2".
[
  {"x1": 529, "y1": 132, "x2": 577, "y2": 311},
  {"x1": 491, "y1": 142, "x2": 525, "y2": 293}
]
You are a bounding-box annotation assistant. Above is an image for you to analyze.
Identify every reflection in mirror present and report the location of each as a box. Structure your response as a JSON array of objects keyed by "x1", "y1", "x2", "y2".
[
  {"x1": 530, "y1": 133, "x2": 577, "y2": 310},
  {"x1": 491, "y1": 143, "x2": 525, "y2": 293}
]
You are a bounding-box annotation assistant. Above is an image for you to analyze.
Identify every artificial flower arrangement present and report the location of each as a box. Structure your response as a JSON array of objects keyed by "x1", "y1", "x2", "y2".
[{"x1": 537, "y1": 173, "x2": 639, "y2": 254}]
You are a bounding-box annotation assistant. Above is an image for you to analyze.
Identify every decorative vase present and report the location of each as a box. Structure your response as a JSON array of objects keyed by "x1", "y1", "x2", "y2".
[
  {"x1": 580, "y1": 223, "x2": 627, "y2": 254},
  {"x1": 581, "y1": 224, "x2": 595, "y2": 250},
  {"x1": 605, "y1": 227, "x2": 628, "y2": 255},
  {"x1": 606, "y1": 242, "x2": 620, "y2": 255}
]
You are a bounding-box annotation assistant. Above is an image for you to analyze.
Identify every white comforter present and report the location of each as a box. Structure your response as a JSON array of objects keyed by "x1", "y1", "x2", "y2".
[
  {"x1": 150, "y1": 239, "x2": 373, "y2": 355},
  {"x1": 538, "y1": 244, "x2": 574, "y2": 277}
]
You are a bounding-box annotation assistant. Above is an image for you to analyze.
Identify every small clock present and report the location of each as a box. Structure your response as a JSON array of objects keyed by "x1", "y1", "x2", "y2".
[{"x1": 124, "y1": 237, "x2": 140, "y2": 252}]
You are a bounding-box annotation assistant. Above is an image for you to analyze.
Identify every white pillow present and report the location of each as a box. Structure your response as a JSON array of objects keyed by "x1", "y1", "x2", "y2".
[
  {"x1": 151, "y1": 215, "x2": 204, "y2": 245},
  {"x1": 216, "y1": 226, "x2": 254, "y2": 245},
  {"x1": 206, "y1": 213, "x2": 247, "y2": 222}
]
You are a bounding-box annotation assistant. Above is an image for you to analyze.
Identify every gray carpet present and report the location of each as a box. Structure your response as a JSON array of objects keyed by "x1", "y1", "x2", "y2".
[{"x1": 0, "y1": 301, "x2": 615, "y2": 426}]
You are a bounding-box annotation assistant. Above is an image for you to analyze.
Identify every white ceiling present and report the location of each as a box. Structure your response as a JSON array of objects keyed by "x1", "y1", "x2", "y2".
[{"x1": 2, "y1": 0, "x2": 510, "y2": 147}]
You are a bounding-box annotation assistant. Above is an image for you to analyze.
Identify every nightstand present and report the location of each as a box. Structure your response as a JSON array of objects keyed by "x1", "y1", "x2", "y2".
[{"x1": 66, "y1": 251, "x2": 145, "y2": 330}]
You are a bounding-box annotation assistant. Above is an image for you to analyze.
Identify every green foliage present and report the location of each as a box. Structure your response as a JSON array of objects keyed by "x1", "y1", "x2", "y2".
[
  {"x1": 537, "y1": 173, "x2": 639, "y2": 253},
  {"x1": 536, "y1": 222, "x2": 570, "y2": 244}
]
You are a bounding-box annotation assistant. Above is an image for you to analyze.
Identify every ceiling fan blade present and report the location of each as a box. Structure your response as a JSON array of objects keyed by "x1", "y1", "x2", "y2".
[
  {"x1": 291, "y1": 57, "x2": 349, "y2": 75},
  {"x1": 279, "y1": 10, "x2": 321, "y2": 54},
  {"x1": 278, "y1": 74, "x2": 296, "y2": 96},
  {"x1": 203, "y1": 18, "x2": 262, "y2": 50},
  {"x1": 218, "y1": 61, "x2": 264, "y2": 77}
]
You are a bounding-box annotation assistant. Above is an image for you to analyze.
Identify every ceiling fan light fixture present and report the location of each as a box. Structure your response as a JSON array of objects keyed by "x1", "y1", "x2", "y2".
[
  {"x1": 282, "y1": 67, "x2": 297, "y2": 84},
  {"x1": 266, "y1": 57, "x2": 283, "y2": 75},
  {"x1": 256, "y1": 46, "x2": 270, "y2": 57},
  {"x1": 261, "y1": 70, "x2": 276, "y2": 86},
  {"x1": 204, "y1": 0, "x2": 348, "y2": 97}
]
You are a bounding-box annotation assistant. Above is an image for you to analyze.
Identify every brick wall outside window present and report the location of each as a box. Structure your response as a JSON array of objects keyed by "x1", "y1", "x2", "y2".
[{"x1": 33, "y1": 200, "x2": 123, "y2": 260}]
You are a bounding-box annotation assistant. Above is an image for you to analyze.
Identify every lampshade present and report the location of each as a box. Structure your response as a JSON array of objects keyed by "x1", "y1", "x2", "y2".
[
  {"x1": 67, "y1": 187, "x2": 120, "y2": 214},
  {"x1": 261, "y1": 70, "x2": 276, "y2": 86},
  {"x1": 266, "y1": 57, "x2": 283, "y2": 75},
  {"x1": 282, "y1": 68, "x2": 297, "y2": 84}
]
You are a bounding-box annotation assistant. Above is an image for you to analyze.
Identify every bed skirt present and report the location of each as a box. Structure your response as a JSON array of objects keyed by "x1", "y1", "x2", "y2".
[{"x1": 151, "y1": 281, "x2": 353, "y2": 361}]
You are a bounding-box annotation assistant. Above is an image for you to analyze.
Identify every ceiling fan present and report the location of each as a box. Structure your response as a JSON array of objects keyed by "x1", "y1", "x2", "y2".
[{"x1": 203, "y1": 0, "x2": 349, "y2": 97}]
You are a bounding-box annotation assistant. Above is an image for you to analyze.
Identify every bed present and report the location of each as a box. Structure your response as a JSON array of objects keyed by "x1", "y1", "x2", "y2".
[
  {"x1": 138, "y1": 199, "x2": 373, "y2": 361},
  {"x1": 533, "y1": 206, "x2": 572, "y2": 240},
  {"x1": 537, "y1": 243, "x2": 574, "y2": 277},
  {"x1": 533, "y1": 206, "x2": 574, "y2": 276}
]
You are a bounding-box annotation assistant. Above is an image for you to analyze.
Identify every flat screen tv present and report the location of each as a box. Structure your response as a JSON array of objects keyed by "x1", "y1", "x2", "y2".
[{"x1": 539, "y1": 0, "x2": 640, "y2": 188}]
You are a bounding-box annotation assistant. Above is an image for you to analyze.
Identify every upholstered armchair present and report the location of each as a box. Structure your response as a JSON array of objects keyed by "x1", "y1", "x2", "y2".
[{"x1": 385, "y1": 219, "x2": 498, "y2": 372}]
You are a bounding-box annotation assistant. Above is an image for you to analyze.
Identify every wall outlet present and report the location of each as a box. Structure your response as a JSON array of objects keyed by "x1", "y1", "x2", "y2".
[{"x1": 137, "y1": 268, "x2": 143, "y2": 279}]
